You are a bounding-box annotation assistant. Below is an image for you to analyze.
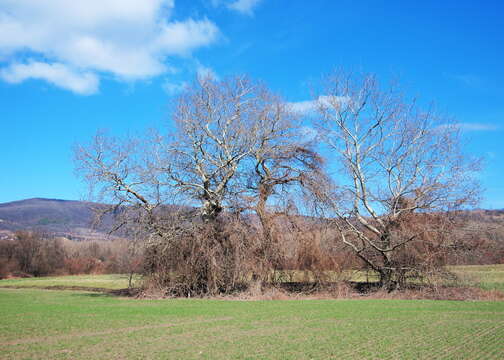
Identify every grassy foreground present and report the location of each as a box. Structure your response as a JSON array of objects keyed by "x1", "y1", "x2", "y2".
[{"x1": 0, "y1": 288, "x2": 503, "y2": 360}]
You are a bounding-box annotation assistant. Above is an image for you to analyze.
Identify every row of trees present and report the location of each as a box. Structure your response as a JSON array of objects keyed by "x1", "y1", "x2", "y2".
[
  {"x1": 0, "y1": 232, "x2": 141, "y2": 279},
  {"x1": 75, "y1": 71, "x2": 480, "y2": 295}
]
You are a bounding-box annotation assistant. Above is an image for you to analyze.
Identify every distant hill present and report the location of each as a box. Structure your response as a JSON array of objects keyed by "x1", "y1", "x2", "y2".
[
  {"x1": 1, "y1": 198, "x2": 503, "y2": 244},
  {"x1": 0, "y1": 198, "x2": 118, "y2": 241}
]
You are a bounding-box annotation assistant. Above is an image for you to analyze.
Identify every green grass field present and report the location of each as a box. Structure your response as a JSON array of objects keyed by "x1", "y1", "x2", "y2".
[
  {"x1": 0, "y1": 288, "x2": 503, "y2": 360},
  {"x1": 450, "y1": 264, "x2": 504, "y2": 292},
  {"x1": 0, "y1": 265, "x2": 503, "y2": 359},
  {"x1": 0, "y1": 274, "x2": 136, "y2": 290}
]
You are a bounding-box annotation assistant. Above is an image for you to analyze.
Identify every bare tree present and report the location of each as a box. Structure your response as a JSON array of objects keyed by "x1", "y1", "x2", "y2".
[
  {"x1": 250, "y1": 100, "x2": 322, "y2": 229},
  {"x1": 315, "y1": 71, "x2": 481, "y2": 290},
  {"x1": 166, "y1": 75, "x2": 263, "y2": 223},
  {"x1": 242, "y1": 94, "x2": 325, "y2": 283},
  {"x1": 75, "y1": 75, "x2": 323, "y2": 295}
]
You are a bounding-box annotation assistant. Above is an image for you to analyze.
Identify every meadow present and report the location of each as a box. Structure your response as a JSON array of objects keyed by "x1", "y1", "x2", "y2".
[
  {"x1": 450, "y1": 264, "x2": 504, "y2": 292},
  {"x1": 0, "y1": 274, "x2": 136, "y2": 291},
  {"x1": 1, "y1": 288, "x2": 503, "y2": 359},
  {"x1": 0, "y1": 265, "x2": 503, "y2": 359}
]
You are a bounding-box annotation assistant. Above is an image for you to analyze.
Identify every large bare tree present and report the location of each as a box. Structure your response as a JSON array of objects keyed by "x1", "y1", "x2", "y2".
[
  {"x1": 75, "y1": 75, "x2": 325, "y2": 295},
  {"x1": 315, "y1": 72, "x2": 480, "y2": 290},
  {"x1": 166, "y1": 75, "x2": 262, "y2": 222},
  {"x1": 76, "y1": 76, "x2": 266, "y2": 225}
]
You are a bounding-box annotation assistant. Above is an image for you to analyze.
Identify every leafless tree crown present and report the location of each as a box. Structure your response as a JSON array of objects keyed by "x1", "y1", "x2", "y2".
[{"x1": 314, "y1": 71, "x2": 481, "y2": 289}]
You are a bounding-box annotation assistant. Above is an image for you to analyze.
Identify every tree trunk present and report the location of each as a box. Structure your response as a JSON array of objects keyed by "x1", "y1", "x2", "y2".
[
  {"x1": 201, "y1": 199, "x2": 222, "y2": 223},
  {"x1": 253, "y1": 183, "x2": 276, "y2": 287},
  {"x1": 379, "y1": 268, "x2": 395, "y2": 291}
]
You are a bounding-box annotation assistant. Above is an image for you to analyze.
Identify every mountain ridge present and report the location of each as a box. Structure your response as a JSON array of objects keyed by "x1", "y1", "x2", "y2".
[
  {"x1": 0, "y1": 197, "x2": 117, "y2": 241},
  {"x1": 1, "y1": 198, "x2": 503, "y2": 242}
]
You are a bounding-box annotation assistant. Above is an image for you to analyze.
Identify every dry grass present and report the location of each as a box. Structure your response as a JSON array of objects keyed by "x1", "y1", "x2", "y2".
[{"x1": 2, "y1": 264, "x2": 504, "y2": 302}]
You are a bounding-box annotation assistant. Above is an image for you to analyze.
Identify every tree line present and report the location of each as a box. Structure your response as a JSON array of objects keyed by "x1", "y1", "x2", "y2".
[{"x1": 0, "y1": 231, "x2": 141, "y2": 279}]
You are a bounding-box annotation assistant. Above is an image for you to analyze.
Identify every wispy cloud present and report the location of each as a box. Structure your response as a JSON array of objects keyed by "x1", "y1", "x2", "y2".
[
  {"x1": 232, "y1": 42, "x2": 253, "y2": 57},
  {"x1": 486, "y1": 151, "x2": 496, "y2": 159},
  {"x1": 455, "y1": 123, "x2": 499, "y2": 131},
  {"x1": 438, "y1": 122, "x2": 500, "y2": 132},
  {"x1": 0, "y1": 0, "x2": 220, "y2": 94},
  {"x1": 162, "y1": 80, "x2": 188, "y2": 96},
  {"x1": 196, "y1": 63, "x2": 219, "y2": 80},
  {"x1": 288, "y1": 95, "x2": 350, "y2": 114},
  {"x1": 0, "y1": 61, "x2": 99, "y2": 95},
  {"x1": 448, "y1": 73, "x2": 484, "y2": 88},
  {"x1": 227, "y1": 0, "x2": 262, "y2": 16},
  {"x1": 288, "y1": 100, "x2": 319, "y2": 114}
]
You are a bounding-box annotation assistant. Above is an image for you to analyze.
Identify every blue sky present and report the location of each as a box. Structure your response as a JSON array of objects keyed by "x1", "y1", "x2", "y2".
[{"x1": 0, "y1": 0, "x2": 503, "y2": 208}]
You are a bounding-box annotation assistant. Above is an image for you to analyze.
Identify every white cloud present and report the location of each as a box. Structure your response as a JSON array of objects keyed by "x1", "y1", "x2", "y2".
[
  {"x1": 0, "y1": 0, "x2": 219, "y2": 94},
  {"x1": 288, "y1": 95, "x2": 350, "y2": 114},
  {"x1": 437, "y1": 122, "x2": 500, "y2": 132},
  {"x1": 0, "y1": 61, "x2": 99, "y2": 95},
  {"x1": 227, "y1": 0, "x2": 262, "y2": 15},
  {"x1": 288, "y1": 100, "x2": 318, "y2": 114},
  {"x1": 455, "y1": 123, "x2": 499, "y2": 131},
  {"x1": 210, "y1": 0, "x2": 224, "y2": 7},
  {"x1": 162, "y1": 80, "x2": 188, "y2": 95},
  {"x1": 153, "y1": 19, "x2": 220, "y2": 58},
  {"x1": 197, "y1": 64, "x2": 219, "y2": 80}
]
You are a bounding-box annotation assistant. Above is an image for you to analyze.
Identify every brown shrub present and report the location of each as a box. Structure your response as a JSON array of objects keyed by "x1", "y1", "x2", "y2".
[{"x1": 143, "y1": 217, "x2": 256, "y2": 297}]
